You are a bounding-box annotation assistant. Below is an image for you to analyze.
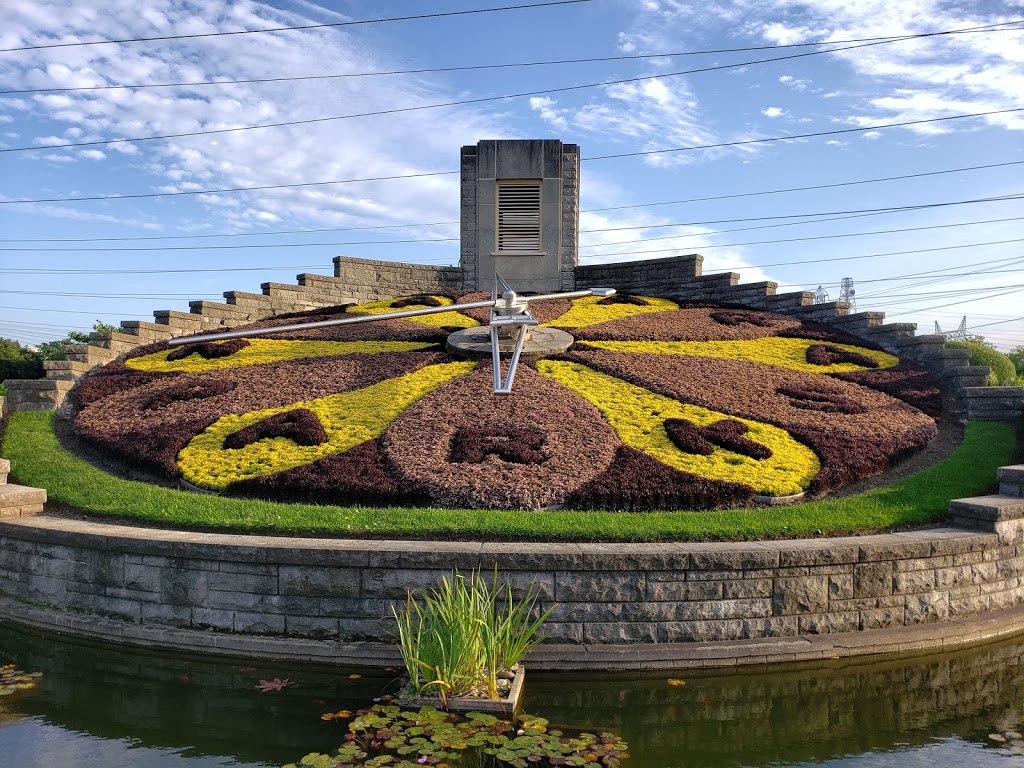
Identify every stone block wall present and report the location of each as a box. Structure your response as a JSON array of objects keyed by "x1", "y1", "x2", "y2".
[
  {"x1": 1, "y1": 517, "x2": 1021, "y2": 653},
  {"x1": 961, "y1": 387, "x2": 1024, "y2": 422},
  {"x1": 327, "y1": 257, "x2": 462, "y2": 303}
]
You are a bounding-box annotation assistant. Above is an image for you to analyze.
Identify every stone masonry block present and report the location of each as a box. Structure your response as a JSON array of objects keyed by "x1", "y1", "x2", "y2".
[
  {"x1": 773, "y1": 576, "x2": 829, "y2": 615},
  {"x1": 854, "y1": 561, "x2": 893, "y2": 598},
  {"x1": 904, "y1": 592, "x2": 950, "y2": 624},
  {"x1": 280, "y1": 565, "x2": 360, "y2": 598},
  {"x1": 555, "y1": 572, "x2": 644, "y2": 602}
]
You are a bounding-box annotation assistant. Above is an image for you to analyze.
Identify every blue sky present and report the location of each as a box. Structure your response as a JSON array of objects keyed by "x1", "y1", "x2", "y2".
[{"x1": 1, "y1": 0, "x2": 1022, "y2": 351}]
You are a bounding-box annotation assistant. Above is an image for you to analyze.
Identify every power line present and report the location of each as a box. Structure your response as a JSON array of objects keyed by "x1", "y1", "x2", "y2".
[
  {"x1": 581, "y1": 196, "x2": 1024, "y2": 237},
  {"x1": 581, "y1": 206, "x2": 1024, "y2": 253},
  {"x1": 0, "y1": 1, "x2": 595, "y2": 53},
  {"x1": 4, "y1": 160, "x2": 1019, "y2": 236},
  {"x1": 585, "y1": 237, "x2": 1024, "y2": 269},
  {"x1": 879, "y1": 286, "x2": 1024, "y2": 317},
  {"x1": 3, "y1": 22, "x2": 1018, "y2": 95},
  {"x1": 971, "y1": 316, "x2": 1024, "y2": 329},
  {"x1": 585, "y1": 109, "x2": 1024, "y2": 162},
  {"x1": 0, "y1": 290, "x2": 225, "y2": 300},
  {"x1": 4, "y1": 197, "x2": 1020, "y2": 252},
  {"x1": 5, "y1": 37, "x2": 1017, "y2": 156},
  {"x1": 0, "y1": 170, "x2": 460, "y2": 204},
  {"x1": 583, "y1": 161, "x2": 1024, "y2": 214}
]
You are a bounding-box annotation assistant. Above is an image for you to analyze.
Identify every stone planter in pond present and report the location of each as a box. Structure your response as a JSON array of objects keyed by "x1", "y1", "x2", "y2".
[{"x1": 399, "y1": 665, "x2": 525, "y2": 717}]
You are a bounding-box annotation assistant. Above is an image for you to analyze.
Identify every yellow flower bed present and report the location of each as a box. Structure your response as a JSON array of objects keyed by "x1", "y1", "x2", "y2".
[
  {"x1": 348, "y1": 295, "x2": 478, "y2": 328},
  {"x1": 178, "y1": 361, "x2": 476, "y2": 490},
  {"x1": 580, "y1": 337, "x2": 898, "y2": 373},
  {"x1": 126, "y1": 339, "x2": 436, "y2": 374},
  {"x1": 546, "y1": 295, "x2": 678, "y2": 328},
  {"x1": 537, "y1": 361, "x2": 820, "y2": 496}
]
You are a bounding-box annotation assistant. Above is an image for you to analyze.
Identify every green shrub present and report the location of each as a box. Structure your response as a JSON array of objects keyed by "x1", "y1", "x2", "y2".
[
  {"x1": 0, "y1": 338, "x2": 43, "y2": 383},
  {"x1": 946, "y1": 341, "x2": 1018, "y2": 385}
]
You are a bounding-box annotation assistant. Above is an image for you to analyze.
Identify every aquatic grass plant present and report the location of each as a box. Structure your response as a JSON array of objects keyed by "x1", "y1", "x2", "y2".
[{"x1": 393, "y1": 570, "x2": 554, "y2": 705}]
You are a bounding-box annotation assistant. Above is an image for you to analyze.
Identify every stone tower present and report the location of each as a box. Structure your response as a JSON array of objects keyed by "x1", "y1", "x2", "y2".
[{"x1": 460, "y1": 139, "x2": 579, "y2": 293}]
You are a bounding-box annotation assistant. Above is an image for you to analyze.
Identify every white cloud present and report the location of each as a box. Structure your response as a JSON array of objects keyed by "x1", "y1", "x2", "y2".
[
  {"x1": 861, "y1": 131, "x2": 882, "y2": 140},
  {"x1": 79, "y1": 148, "x2": 105, "y2": 160},
  {"x1": 530, "y1": 77, "x2": 738, "y2": 167},
  {"x1": 2, "y1": 0, "x2": 508, "y2": 236},
  {"x1": 746, "y1": 0, "x2": 1024, "y2": 132},
  {"x1": 529, "y1": 97, "x2": 568, "y2": 130},
  {"x1": 779, "y1": 74, "x2": 811, "y2": 90},
  {"x1": 761, "y1": 106, "x2": 787, "y2": 118}
]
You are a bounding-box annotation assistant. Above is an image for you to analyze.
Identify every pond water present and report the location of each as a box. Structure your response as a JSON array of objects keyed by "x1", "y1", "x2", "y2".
[{"x1": 2, "y1": 620, "x2": 1024, "y2": 768}]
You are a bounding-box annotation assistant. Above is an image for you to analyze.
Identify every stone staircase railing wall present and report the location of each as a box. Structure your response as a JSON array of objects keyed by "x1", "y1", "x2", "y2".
[{"x1": 3, "y1": 253, "x2": 1021, "y2": 421}]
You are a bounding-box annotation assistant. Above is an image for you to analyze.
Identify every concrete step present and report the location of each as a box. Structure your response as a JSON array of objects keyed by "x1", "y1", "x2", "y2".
[
  {"x1": 90, "y1": 330, "x2": 150, "y2": 353},
  {"x1": 0, "y1": 458, "x2": 8, "y2": 485},
  {"x1": 64, "y1": 343, "x2": 117, "y2": 365},
  {"x1": 0, "y1": 483, "x2": 46, "y2": 519},
  {"x1": 42, "y1": 359, "x2": 93, "y2": 381},
  {"x1": 949, "y1": 495, "x2": 1024, "y2": 530},
  {"x1": 999, "y1": 466, "x2": 1024, "y2": 498},
  {"x1": 120, "y1": 320, "x2": 177, "y2": 342}
]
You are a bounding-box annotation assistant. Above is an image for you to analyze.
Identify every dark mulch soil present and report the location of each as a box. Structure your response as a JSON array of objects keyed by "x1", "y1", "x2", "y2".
[
  {"x1": 564, "y1": 445, "x2": 755, "y2": 511},
  {"x1": 225, "y1": 438, "x2": 430, "y2": 507},
  {"x1": 573, "y1": 307, "x2": 801, "y2": 341}
]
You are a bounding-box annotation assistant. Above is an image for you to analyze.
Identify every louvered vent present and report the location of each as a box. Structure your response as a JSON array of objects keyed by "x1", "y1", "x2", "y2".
[{"x1": 497, "y1": 183, "x2": 542, "y2": 252}]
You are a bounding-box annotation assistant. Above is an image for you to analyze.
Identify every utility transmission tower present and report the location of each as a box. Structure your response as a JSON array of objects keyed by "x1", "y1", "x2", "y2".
[
  {"x1": 934, "y1": 316, "x2": 978, "y2": 341},
  {"x1": 839, "y1": 277, "x2": 857, "y2": 312},
  {"x1": 814, "y1": 286, "x2": 830, "y2": 304}
]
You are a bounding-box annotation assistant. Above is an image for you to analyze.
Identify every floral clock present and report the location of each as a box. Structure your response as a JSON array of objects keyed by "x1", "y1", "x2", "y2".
[{"x1": 71, "y1": 293, "x2": 940, "y2": 511}]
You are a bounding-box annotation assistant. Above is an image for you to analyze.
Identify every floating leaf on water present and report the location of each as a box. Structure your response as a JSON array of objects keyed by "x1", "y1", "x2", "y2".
[
  {"x1": 989, "y1": 733, "x2": 1008, "y2": 742},
  {"x1": 256, "y1": 677, "x2": 296, "y2": 692},
  {"x1": 0, "y1": 664, "x2": 42, "y2": 696},
  {"x1": 667, "y1": 678, "x2": 686, "y2": 687},
  {"x1": 349, "y1": 674, "x2": 362, "y2": 680}
]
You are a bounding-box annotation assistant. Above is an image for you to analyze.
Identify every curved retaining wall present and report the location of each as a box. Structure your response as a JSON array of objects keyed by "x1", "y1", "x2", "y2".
[{"x1": 2, "y1": 514, "x2": 1023, "y2": 669}]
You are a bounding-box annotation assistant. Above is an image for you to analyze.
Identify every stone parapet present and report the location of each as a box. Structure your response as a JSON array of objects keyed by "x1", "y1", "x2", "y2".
[
  {"x1": 330, "y1": 257, "x2": 462, "y2": 302},
  {"x1": 575, "y1": 254, "x2": 703, "y2": 293},
  {"x1": 1, "y1": 516, "x2": 1020, "y2": 658},
  {"x1": 3, "y1": 379, "x2": 75, "y2": 412},
  {"x1": 961, "y1": 386, "x2": 1024, "y2": 422}
]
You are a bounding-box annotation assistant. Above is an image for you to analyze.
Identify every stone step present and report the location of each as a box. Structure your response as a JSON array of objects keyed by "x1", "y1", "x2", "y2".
[
  {"x1": 0, "y1": 483, "x2": 46, "y2": 519},
  {"x1": 0, "y1": 458, "x2": 8, "y2": 485},
  {"x1": 89, "y1": 331, "x2": 144, "y2": 354},
  {"x1": 763, "y1": 291, "x2": 814, "y2": 311},
  {"x1": 42, "y1": 359, "x2": 93, "y2": 381},
  {"x1": 829, "y1": 311, "x2": 885, "y2": 329},
  {"x1": 998, "y1": 466, "x2": 1024, "y2": 498},
  {"x1": 120, "y1": 320, "x2": 177, "y2": 342},
  {"x1": 949, "y1": 495, "x2": 1024, "y2": 530},
  {"x1": 64, "y1": 343, "x2": 117, "y2": 365},
  {"x1": 153, "y1": 309, "x2": 225, "y2": 331}
]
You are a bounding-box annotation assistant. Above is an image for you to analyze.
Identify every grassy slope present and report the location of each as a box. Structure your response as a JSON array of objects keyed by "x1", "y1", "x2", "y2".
[{"x1": 2, "y1": 411, "x2": 1016, "y2": 542}]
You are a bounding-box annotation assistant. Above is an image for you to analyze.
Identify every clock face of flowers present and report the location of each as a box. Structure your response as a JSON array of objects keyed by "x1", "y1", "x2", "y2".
[{"x1": 71, "y1": 294, "x2": 940, "y2": 511}]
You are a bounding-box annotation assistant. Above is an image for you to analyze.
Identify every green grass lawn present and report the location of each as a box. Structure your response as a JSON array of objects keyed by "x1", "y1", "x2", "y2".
[{"x1": 1, "y1": 410, "x2": 1017, "y2": 542}]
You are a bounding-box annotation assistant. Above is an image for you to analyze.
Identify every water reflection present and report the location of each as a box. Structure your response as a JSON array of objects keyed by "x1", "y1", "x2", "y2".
[{"x1": 2, "y1": 619, "x2": 1024, "y2": 767}]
